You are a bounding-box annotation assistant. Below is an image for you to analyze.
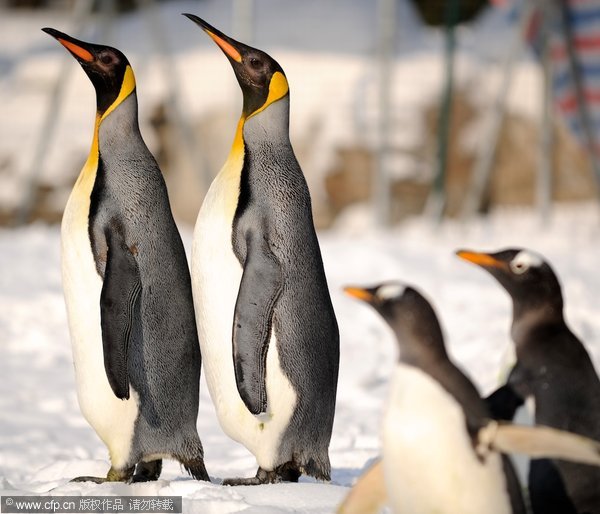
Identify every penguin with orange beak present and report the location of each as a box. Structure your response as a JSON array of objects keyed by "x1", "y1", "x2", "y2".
[
  {"x1": 184, "y1": 15, "x2": 339, "y2": 485},
  {"x1": 457, "y1": 248, "x2": 600, "y2": 513},
  {"x1": 43, "y1": 28, "x2": 209, "y2": 483}
]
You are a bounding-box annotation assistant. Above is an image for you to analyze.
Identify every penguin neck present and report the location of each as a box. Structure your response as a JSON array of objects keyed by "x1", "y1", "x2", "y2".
[
  {"x1": 395, "y1": 326, "x2": 449, "y2": 373},
  {"x1": 241, "y1": 95, "x2": 291, "y2": 149},
  {"x1": 96, "y1": 92, "x2": 141, "y2": 154},
  {"x1": 511, "y1": 299, "x2": 565, "y2": 346}
]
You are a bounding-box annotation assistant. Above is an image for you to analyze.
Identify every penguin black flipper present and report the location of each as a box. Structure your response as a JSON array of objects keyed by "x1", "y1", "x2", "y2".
[
  {"x1": 100, "y1": 228, "x2": 142, "y2": 400},
  {"x1": 233, "y1": 231, "x2": 283, "y2": 415},
  {"x1": 485, "y1": 383, "x2": 525, "y2": 421}
]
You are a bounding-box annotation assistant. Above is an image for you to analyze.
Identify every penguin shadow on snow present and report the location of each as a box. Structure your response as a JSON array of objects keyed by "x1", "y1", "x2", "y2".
[{"x1": 339, "y1": 281, "x2": 600, "y2": 514}]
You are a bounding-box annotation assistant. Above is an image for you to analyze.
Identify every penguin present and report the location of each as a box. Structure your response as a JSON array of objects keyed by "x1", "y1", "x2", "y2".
[
  {"x1": 43, "y1": 28, "x2": 209, "y2": 483},
  {"x1": 457, "y1": 248, "x2": 600, "y2": 514},
  {"x1": 183, "y1": 15, "x2": 339, "y2": 485},
  {"x1": 343, "y1": 282, "x2": 527, "y2": 514}
]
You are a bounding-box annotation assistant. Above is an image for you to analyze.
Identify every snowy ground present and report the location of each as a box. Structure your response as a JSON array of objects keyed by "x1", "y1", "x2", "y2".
[{"x1": 2, "y1": 204, "x2": 600, "y2": 512}]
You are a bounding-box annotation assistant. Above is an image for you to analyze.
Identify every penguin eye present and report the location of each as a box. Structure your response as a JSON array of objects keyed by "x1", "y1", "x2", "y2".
[
  {"x1": 249, "y1": 57, "x2": 262, "y2": 69},
  {"x1": 99, "y1": 53, "x2": 113, "y2": 65},
  {"x1": 510, "y1": 260, "x2": 529, "y2": 275}
]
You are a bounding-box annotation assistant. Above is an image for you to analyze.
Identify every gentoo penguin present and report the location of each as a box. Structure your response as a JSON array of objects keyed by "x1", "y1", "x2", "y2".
[
  {"x1": 343, "y1": 282, "x2": 527, "y2": 514},
  {"x1": 43, "y1": 28, "x2": 208, "y2": 483},
  {"x1": 457, "y1": 248, "x2": 600, "y2": 514},
  {"x1": 183, "y1": 15, "x2": 339, "y2": 485}
]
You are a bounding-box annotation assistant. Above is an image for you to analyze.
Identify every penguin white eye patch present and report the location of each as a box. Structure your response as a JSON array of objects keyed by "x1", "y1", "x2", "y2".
[
  {"x1": 510, "y1": 250, "x2": 543, "y2": 275},
  {"x1": 377, "y1": 283, "x2": 406, "y2": 301}
]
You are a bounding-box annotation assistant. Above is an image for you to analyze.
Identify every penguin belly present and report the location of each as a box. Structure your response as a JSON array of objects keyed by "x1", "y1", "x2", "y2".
[
  {"x1": 61, "y1": 169, "x2": 139, "y2": 470},
  {"x1": 192, "y1": 165, "x2": 297, "y2": 471},
  {"x1": 382, "y1": 364, "x2": 512, "y2": 514}
]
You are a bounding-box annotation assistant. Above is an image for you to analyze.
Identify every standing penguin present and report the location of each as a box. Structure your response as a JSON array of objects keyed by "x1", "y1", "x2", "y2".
[
  {"x1": 183, "y1": 15, "x2": 339, "y2": 485},
  {"x1": 457, "y1": 248, "x2": 600, "y2": 514},
  {"x1": 343, "y1": 282, "x2": 527, "y2": 514},
  {"x1": 43, "y1": 28, "x2": 209, "y2": 483}
]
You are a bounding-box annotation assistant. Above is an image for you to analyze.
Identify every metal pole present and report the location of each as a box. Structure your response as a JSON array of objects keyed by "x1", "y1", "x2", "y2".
[
  {"x1": 461, "y1": 1, "x2": 532, "y2": 220},
  {"x1": 137, "y1": 0, "x2": 213, "y2": 194},
  {"x1": 424, "y1": 0, "x2": 458, "y2": 222},
  {"x1": 373, "y1": 0, "x2": 395, "y2": 227},
  {"x1": 537, "y1": 23, "x2": 554, "y2": 225},
  {"x1": 15, "y1": 0, "x2": 95, "y2": 226}
]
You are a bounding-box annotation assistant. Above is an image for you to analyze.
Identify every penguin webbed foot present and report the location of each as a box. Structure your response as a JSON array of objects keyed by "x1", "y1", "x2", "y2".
[
  {"x1": 70, "y1": 465, "x2": 135, "y2": 484},
  {"x1": 132, "y1": 459, "x2": 162, "y2": 483},
  {"x1": 222, "y1": 463, "x2": 300, "y2": 486}
]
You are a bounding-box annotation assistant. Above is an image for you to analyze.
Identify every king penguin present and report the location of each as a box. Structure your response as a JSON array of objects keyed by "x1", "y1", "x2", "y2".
[
  {"x1": 457, "y1": 248, "x2": 600, "y2": 514},
  {"x1": 183, "y1": 15, "x2": 339, "y2": 485},
  {"x1": 43, "y1": 28, "x2": 209, "y2": 483}
]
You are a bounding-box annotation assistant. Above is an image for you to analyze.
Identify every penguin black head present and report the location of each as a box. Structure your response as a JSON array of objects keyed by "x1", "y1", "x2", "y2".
[
  {"x1": 183, "y1": 14, "x2": 288, "y2": 118},
  {"x1": 42, "y1": 28, "x2": 134, "y2": 116},
  {"x1": 456, "y1": 248, "x2": 564, "y2": 313},
  {"x1": 344, "y1": 282, "x2": 448, "y2": 364}
]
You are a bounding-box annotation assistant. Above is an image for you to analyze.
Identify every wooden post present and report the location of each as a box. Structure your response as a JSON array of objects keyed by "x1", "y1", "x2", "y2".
[
  {"x1": 372, "y1": 0, "x2": 396, "y2": 227},
  {"x1": 461, "y1": 1, "x2": 532, "y2": 220},
  {"x1": 424, "y1": 0, "x2": 458, "y2": 222}
]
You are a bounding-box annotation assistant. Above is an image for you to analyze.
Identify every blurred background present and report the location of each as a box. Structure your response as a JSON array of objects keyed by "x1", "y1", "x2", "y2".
[{"x1": 0, "y1": 0, "x2": 599, "y2": 230}]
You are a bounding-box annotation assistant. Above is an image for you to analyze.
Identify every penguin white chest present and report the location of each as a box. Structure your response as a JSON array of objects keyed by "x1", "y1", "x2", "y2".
[
  {"x1": 60, "y1": 173, "x2": 138, "y2": 468},
  {"x1": 191, "y1": 163, "x2": 297, "y2": 470},
  {"x1": 382, "y1": 364, "x2": 512, "y2": 514}
]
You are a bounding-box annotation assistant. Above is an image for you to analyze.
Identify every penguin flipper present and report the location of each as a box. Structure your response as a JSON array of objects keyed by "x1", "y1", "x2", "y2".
[
  {"x1": 477, "y1": 420, "x2": 600, "y2": 466},
  {"x1": 233, "y1": 233, "x2": 282, "y2": 415},
  {"x1": 485, "y1": 383, "x2": 524, "y2": 421},
  {"x1": 337, "y1": 459, "x2": 387, "y2": 514},
  {"x1": 100, "y1": 229, "x2": 142, "y2": 400}
]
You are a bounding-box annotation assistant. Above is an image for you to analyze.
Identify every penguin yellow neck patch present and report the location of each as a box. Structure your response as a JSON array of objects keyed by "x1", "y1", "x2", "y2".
[
  {"x1": 248, "y1": 71, "x2": 289, "y2": 119},
  {"x1": 100, "y1": 65, "x2": 136, "y2": 121},
  {"x1": 228, "y1": 72, "x2": 288, "y2": 162}
]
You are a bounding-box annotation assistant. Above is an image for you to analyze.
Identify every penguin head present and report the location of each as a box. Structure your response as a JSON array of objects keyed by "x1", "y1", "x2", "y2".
[
  {"x1": 344, "y1": 282, "x2": 447, "y2": 364},
  {"x1": 183, "y1": 14, "x2": 288, "y2": 118},
  {"x1": 456, "y1": 248, "x2": 563, "y2": 312},
  {"x1": 42, "y1": 28, "x2": 134, "y2": 116}
]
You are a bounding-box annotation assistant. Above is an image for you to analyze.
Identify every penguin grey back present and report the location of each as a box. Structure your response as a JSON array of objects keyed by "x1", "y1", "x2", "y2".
[{"x1": 94, "y1": 93, "x2": 202, "y2": 457}]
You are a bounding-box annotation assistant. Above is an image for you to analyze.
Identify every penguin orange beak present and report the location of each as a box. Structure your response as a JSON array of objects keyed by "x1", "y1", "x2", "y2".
[
  {"x1": 42, "y1": 27, "x2": 94, "y2": 63},
  {"x1": 344, "y1": 286, "x2": 376, "y2": 303},
  {"x1": 456, "y1": 250, "x2": 507, "y2": 270},
  {"x1": 183, "y1": 14, "x2": 242, "y2": 63}
]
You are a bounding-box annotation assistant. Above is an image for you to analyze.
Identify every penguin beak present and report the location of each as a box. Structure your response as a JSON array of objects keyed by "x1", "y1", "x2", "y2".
[
  {"x1": 42, "y1": 27, "x2": 95, "y2": 63},
  {"x1": 344, "y1": 286, "x2": 376, "y2": 304},
  {"x1": 456, "y1": 250, "x2": 507, "y2": 270},
  {"x1": 182, "y1": 14, "x2": 243, "y2": 63}
]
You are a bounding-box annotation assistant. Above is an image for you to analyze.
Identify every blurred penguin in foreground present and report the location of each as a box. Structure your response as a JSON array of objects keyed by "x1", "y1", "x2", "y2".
[{"x1": 340, "y1": 281, "x2": 600, "y2": 514}]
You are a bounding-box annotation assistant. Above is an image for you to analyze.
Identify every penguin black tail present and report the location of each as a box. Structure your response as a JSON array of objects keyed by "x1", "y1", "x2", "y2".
[{"x1": 181, "y1": 457, "x2": 210, "y2": 481}]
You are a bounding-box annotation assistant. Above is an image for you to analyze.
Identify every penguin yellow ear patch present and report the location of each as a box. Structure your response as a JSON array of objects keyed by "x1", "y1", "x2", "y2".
[
  {"x1": 268, "y1": 72, "x2": 289, "y2": 103},
  {"x1": 248, "y1": 71, "x2": 289, "y2": 118}
]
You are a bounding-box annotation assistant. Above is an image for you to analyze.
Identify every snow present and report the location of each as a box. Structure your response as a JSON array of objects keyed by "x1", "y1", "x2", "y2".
[{"x1": 2, "y1": 204, "x2": 600, "y2": 512}]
